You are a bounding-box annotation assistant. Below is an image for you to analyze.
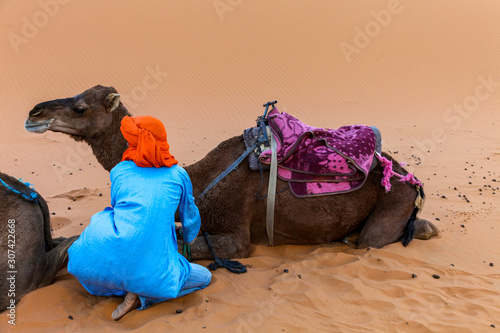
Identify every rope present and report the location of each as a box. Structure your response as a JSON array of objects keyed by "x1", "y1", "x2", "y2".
[
  {"x1": 183, "y1": 244, "x2": 191, "y2": 262},
  {"x1": 203, "y1": 232, "x2": 247, "y2": 274},
  {"x1": 374, "y1": 153, "x2": 426, "y2": 247},
  {"x1": 195, "y1": 106, "x2": 277, "y2": 273},
  {"x1": 195, "y1": 142, "x2": 261, "y2": 274},
  {"x1": 177, "y1": 229, "x2": 191, "y2": 262},
  {"x1": 196, "y1": 143, "x2": 259, "y2": 204},
  {"x1": 376, "y1": 153, "x2": 422, "y2": 192},
  {"x1": 0, "y1": 177, "x2": 39, "y2": 203}
]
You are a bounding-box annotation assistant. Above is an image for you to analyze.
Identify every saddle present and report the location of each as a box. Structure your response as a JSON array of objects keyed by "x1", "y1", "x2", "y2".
[{"x1": 243, "y1": 108, "x2": 382, "y2": 198}]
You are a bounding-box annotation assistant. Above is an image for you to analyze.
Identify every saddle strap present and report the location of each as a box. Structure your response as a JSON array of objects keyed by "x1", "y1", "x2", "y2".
[
  {"x1": 196, "y1": 142, "x2": 258, "y2": 204},
  {"x1": 266, "y1": 131, "x2": 278, "y2": 246}
]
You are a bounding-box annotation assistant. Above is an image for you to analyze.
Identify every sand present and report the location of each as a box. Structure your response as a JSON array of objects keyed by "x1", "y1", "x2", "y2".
[{"x1": 0, "y1": 0, "x2": 499, "y2": 332}]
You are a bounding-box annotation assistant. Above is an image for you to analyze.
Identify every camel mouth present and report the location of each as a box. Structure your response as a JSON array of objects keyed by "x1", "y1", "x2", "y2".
[{"x1": 24, "y1": 118, "x2": 54, "y2": 133}]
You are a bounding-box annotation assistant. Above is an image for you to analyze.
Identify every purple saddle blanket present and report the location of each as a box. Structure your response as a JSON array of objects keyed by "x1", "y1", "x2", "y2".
[{"x1": 258, "y1": 108, "x2": 381, "y2": 198}]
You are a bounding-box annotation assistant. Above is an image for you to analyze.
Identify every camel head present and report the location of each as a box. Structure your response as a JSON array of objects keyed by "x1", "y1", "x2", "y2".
[
  {"x1": 25, "y1": 85, "x2": 131, "y2": 171},
  {"x1": 25, "y1": 85, "x2": 127, "y2": 141}
]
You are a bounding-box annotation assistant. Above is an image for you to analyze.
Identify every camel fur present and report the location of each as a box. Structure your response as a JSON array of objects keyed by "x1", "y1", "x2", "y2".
[
  {"x1": 25, "y1": 85, "x2": 439, "y2": 260},
  {"x1": 0, "y1": 172, "x2": 78, "y2": 310}
]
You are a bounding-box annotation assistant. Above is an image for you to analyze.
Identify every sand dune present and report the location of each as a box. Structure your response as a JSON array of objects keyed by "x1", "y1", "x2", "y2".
[{"x1": 0, "y1": 0, "x2": 499, "y2": 332}]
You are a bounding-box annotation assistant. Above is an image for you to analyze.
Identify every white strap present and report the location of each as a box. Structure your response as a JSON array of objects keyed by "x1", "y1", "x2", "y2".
[{"x1": 266, "y1": 131, "x2": 278, "y2": 246}]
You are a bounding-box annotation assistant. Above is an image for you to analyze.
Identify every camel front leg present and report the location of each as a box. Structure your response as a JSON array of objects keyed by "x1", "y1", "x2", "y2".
[
  {"x1": 39, "y1": 235, "x2": 79, "y2": 287},
  {"x1": 178, "y1": 231, "x2": 250, "y2": 261}
]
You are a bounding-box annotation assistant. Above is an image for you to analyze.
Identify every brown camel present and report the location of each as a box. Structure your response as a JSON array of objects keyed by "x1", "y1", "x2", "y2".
[
  {"x1": 0, "y1": 171, "x2": 78, "y2": 311},
  {"x1": 24, "y1": 85, "x2": 438, "y2": 260}
]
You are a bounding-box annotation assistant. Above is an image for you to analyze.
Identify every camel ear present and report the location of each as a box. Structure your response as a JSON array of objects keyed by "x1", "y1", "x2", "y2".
[{"x1": 105, "y1": 93, "x2": 121, "y2": 112}]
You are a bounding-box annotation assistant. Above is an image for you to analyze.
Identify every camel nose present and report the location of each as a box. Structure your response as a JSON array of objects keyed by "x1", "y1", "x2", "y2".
[
  {"x1": 29, "y1": 104, "x2": 43, "y2": 117},
  {"x1": 29, "y1": 98, "x2": 68, "y2": 118}
]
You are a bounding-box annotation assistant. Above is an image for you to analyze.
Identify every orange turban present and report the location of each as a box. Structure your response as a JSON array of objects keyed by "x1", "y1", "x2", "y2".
[{"x1": 120, "y1": 116, "x2": 178, "y2": 168}]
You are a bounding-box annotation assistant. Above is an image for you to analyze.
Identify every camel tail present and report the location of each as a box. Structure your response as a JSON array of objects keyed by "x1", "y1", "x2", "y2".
[
  {"x1": 401, "y1": 207, "x2": 417, "y2": 246},
  {"x1": 402, "y1": 186, "x2": 425, "y2": 247}
]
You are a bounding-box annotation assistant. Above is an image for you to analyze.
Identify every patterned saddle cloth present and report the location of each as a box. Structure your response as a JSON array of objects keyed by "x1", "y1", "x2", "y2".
[{"x1": 247, "y1": 108, "x2": 381, "y2": 198}]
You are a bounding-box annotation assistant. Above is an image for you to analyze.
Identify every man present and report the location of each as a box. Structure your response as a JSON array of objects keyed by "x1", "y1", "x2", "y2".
[{"x1": 68, "y1": 115, "x2": 211, "y2": 320}]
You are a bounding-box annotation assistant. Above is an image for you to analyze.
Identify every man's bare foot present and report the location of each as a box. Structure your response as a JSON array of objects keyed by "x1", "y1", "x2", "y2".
[{"x1": 111, "y1": 292, "x2": 140, "y2": 321}]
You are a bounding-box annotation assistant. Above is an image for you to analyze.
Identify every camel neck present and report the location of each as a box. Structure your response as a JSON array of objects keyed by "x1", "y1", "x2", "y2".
[{"x1": 85, "y1": 108, "x2": 130, "y2": 171}]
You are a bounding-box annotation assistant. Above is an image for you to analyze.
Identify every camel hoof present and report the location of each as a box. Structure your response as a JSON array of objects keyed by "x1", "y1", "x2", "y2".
[
  {"x1": 111, "y1": 293, "x2": 140, "y2": 321},
  {"x1": 414, "y1": 219, "x2": 439, "y2": 240}
]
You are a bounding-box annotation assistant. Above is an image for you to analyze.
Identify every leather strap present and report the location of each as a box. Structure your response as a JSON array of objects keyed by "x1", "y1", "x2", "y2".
[
  {"x1": 196, "y1": 142, "x2": 258, "y2": 204},
  {"x1": 266, "y1": 131, "x2": 278, "y2": 246}
]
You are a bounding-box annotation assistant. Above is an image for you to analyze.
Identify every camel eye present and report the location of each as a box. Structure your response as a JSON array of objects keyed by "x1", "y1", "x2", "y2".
[{"x1": 73, "y1": 107, "x2": 87, "y2": 115}]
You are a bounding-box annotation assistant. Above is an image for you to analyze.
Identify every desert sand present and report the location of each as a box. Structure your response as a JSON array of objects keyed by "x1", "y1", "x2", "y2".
[{"x1": 0, "y1": 0, "x2": 499, "y2": 332}]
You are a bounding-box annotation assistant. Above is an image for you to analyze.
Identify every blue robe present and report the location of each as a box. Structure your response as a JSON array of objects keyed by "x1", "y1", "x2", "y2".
[{"x1": 68, "y1": 161, "x2": 201, "y2": 308}]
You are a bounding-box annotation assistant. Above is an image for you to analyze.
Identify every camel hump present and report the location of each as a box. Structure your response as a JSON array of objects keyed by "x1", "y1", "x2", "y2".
[
  {"x1": 255, "y1": 108, "x2": 381, "y2": 197},
  {"x1": 0, "y1": 173, "x2": 53, "y2": 251},
  {"x1": 0, "y1": 174, "x2": 39, "y2": 203}
]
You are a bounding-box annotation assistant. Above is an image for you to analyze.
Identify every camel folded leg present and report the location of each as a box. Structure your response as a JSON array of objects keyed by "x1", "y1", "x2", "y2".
[
  {"x1": 52, "y1": 236, "x2": 68, "y2": 247},
  {"x1": 179, "y1": 231, "x2": 250, "y2": 260},
  {"x1": 414, "y1": 219, "x2": 439, "y2": 240},
  {"x1": 358, "y1": 181, "x2": 417, "y2": 248},
  {"x1": 38, "y1": 235, "x2": 79, "y2": 287}
]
